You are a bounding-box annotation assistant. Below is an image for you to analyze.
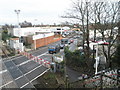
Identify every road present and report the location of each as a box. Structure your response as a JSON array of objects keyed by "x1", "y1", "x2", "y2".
[
  {"x1": 1, "y1": 31, "x2": 81, "y2": 88},
  {"x1": 1, "y1": 40, "x2": 61, "y2": 88}
]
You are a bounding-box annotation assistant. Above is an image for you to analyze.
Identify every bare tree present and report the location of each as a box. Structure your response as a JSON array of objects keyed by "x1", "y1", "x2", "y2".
[
  {"x1": 62, "y1": 0, "x2": 93, "y2": 68},
  {"x1": 62, "y1": 0, "x2": 119, "y2": 70},
  {"x1": 94, "y1": 1, "x2": 119, "y2": 68}
]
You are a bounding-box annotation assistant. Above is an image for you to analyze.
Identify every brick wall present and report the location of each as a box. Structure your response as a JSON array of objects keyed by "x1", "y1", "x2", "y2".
[{"x1": 33, "y1": 35, "x2": 62, "y2": 49}]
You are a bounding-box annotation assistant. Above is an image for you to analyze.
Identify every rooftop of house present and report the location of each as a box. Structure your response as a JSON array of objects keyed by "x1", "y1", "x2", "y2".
[{"x1": 10, "y1": 38, "x2": 19, "y2": 40}]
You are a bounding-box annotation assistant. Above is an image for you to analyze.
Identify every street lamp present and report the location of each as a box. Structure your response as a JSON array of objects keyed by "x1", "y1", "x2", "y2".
[
  {"x1": 14, "y1": 10, "x2": 20, "y2": 28},
  {"x1": 14, "y1": 10, "x2": 21, "y2": 51}
]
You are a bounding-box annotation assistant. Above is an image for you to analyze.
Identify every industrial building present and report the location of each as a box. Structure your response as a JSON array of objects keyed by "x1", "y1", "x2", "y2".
[{"x1": 9, "y1": 26, "x2": 70, "y2": 51}]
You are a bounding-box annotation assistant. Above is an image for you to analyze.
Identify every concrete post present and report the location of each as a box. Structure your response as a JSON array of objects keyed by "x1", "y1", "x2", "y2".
[{"x1": 95, "y1": 44, "x2": 98, "y2": 74}]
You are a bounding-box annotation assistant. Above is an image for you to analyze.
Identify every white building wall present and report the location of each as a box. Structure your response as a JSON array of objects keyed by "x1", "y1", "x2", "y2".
[
  {"x1": 19, "y1": 43, "x2": 24, "y2": 51},
  {"x1": 13, "y1": 28, "x2": 21, "y2": 37},
  {"x1": 33, "y1": 33, "x2": 54, "y2": 40},
  {"x1": 13, "y1": 27, "x2": 70, "y2": 37},
  {"x1": 10, "y1": 40, "x2": 24, "y2": 51},
  {"x1": 10, "y1": 40, "x2": 19, "y2": 49}
]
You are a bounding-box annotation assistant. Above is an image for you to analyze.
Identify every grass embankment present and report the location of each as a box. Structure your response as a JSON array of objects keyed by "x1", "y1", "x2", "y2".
[{"x1": 34, "y1": 72, "x2": 65, "y2": 89}]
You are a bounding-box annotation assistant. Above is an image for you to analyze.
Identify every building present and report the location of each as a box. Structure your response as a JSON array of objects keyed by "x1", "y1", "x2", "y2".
[
  {"x1": 9, "y1": 38, "x2": 24, "y2": 51},
  {"x1": 9, "y1": 26, "x2": 70, "y2": 51}
]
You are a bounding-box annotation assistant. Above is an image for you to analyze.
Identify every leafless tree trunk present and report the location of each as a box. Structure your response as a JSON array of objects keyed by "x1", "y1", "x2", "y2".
[
  {"x1": 62, "y1": 0, "x2": 119, "y2": 69},
  {"x1": 94, "y1": 1, "x2": 119, "y2": 68},
  {"x1": 62, "y1": 0, "x2": 92, "y2": 67}
]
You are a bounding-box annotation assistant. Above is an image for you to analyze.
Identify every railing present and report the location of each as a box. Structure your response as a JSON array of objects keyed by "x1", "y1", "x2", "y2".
[
  {"x1": 70, "y1": 69, "x2": 120, "y2": 88},
  {"x1": 84, "y1": 69, "x2": 120, "y2": 88},
  {"x1": 17, "y1": 49, "x2": 51, "y2": 68}
]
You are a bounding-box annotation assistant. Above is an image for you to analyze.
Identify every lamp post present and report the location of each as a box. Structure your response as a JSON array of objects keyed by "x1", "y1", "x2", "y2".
[
  {"x1": 14, "y1": 10, "x2": 20, "y2": 28},
  {"x1": 14, "y1": 10, "x2": 21, "y2": 51}
]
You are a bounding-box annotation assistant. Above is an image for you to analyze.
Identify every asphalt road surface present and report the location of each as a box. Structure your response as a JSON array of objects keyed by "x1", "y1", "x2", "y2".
[
  {"x1": 1, "y1": 32, "x2": 80, "y2": 88},
  {"x1": 0, "y1": 40, "x2": 61, "y2": 88}
]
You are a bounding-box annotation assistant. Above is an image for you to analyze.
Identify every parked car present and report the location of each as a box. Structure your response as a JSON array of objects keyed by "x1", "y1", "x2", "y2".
[
  {"x1": 48, "y1": 44, "x2": 60, "y2": 54},
  {"x1": 68, "y1": 39, "x2": 74, "y2": 44},
  {"x1": 61, "y1": 38, "x2": 68, "y2": 44},
  {"x1": 62, "y1": 34, "x2": 66, "y2": 38},
  {"x1": 60, "y1": 43, "x2": 65, "y2": 49}
]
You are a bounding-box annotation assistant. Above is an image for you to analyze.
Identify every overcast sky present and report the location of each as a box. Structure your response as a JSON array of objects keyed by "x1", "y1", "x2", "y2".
[
  {"x1": 1, "y1": 0, "x2": 119, "y2": 25},
  {"x1": 0, "y1": 0, "x2": 72, "y2": 25}
]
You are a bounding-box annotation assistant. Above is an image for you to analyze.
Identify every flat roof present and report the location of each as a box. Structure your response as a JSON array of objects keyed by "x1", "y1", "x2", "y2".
[{"x1": 10, "y1": 38, "x2": 19, "y2": 40}]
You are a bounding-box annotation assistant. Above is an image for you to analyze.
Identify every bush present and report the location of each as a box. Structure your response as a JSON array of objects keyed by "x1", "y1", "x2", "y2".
[
  {"x1": 2, "y1": 32, "x2": 11, "y2": 42},
  {"x1": 64, "y1": 46, "x2": 86, "y2": 68}
]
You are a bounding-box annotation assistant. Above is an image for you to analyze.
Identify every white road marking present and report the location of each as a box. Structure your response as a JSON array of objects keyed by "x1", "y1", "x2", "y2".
[
  {"x1": 20, "y1": 68, "x2": 50, "y2": 88},
  {"x1": 17, "y1": 60, "x2": 31, "y2": 67},
  {"x1": 30, "y1": 68, "x2": 50, "y2": 83},
  {"x1": 1, "y1": 48, "x2": 50, "y2": 88},
  {"x1": 0, "y1": 80, "x2": 13, "y2": 88},
  {"x1": 24, "y1": 65, "x2": 42, "y2": 76},
  {"x1": 36, "y1": 52, "x2": 48, "y2": 57},
  {"x1": 15, "y1": 75, "x2": 24, "y2": 81},
  {"x1": 20, "y1": 82, "x2": 30, "y2": 88},
  {"x1": 0, "y1": 69, "x2": 7, "y2": 74},
  {"x1": 3, "y1": 55, "x2": 24, "y2": 62}
]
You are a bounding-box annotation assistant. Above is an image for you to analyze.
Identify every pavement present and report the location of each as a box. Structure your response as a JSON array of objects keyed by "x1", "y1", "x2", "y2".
[{"x1": 66, "y1": 66, "x2": 82, "y2": 83}]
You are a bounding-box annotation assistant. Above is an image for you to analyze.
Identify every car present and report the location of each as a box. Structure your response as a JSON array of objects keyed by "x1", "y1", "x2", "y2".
[
  {"x1": 62, "y1": 34, "x2": 66, "y2": 38},
  {"x1": 61, "y1": 38, "x2": 68, "y2": 44},
  {"x1": 68, "y1": 39, "x2": 74, "y2": 44},
  {"x1": 70, "y1": 39, "x2": 74, "y2": 43},
  {"x1": 60, "y1": 43, "x2": 65, "y2": 49},
  {"x1": 48, "y1": 44, "x2": 60, "y2": 54}
]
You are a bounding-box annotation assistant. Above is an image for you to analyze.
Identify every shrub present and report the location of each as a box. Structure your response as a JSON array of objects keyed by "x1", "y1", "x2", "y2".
[{"x1": 64, "y1": 46, "x2": 86, "y2": 68}]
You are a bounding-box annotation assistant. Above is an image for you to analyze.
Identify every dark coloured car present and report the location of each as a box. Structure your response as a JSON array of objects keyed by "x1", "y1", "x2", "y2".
[{"x1": 61, "y1": 38, "x2": 68, "y2": 44}]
